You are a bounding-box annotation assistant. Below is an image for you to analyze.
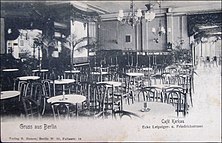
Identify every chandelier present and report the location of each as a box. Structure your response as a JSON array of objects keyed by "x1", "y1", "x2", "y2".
[{"x1": 117, "y1": 0, "x2": 157, "y2": 27}]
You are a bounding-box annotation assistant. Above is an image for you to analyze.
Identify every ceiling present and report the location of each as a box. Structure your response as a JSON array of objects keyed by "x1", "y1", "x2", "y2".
[
  {"x1": 1, "y1": 1, "x2": 221, "y2": 38},
  {"x1": 83, "y1": 1, "x2": 221, "y2": 14}
]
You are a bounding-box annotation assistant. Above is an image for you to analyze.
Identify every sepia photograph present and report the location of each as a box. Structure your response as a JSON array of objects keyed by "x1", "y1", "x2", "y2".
[{"x1": 0, "y1": 0, "x2": 221, "y2": 142}]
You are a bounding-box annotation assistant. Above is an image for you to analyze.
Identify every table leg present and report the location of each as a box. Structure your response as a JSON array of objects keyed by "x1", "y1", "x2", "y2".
[
  {"x1": 53, "y1": 82, "x2": 55, "y2": 96},
  {"x1": 76, "y1": 103, "x2": 78, "y2": 118},
  {"x1": 62, "y1": 85, "x2": 65, "y2": 95}
]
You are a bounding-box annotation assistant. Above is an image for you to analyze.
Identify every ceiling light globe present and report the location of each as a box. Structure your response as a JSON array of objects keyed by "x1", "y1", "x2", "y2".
[
  {"x1": 145, "y1": 11, "x2": 156, "y2": 22},
  {"x1": 136, "y1": 9, "x2": 142, "y2": 17}
]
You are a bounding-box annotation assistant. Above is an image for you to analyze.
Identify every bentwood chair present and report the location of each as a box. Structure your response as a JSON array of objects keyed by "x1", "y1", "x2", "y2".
[
  {"x1": 41, "y1": 79, "x2": 53, "y2": 115},
  {"x1": 50, "y1": 101, "x2": 77, "y2": 119},
  {"x1": 150, "y1": 73, "x2": 163, "y2": 85},
  {"x1": 19, "y1": 81, "x2": 40, "y2": 117},
  {"x1": 117, "y1": 72, "x2": 134, "y2": 104},
  {"x1": 93, "y1": 83, "x2": 122, "y2": 118},
  {"x1": 176, "y1": 73, "x2": 193, "y2": 107},
  {"x1": 114, "y1": 110, "x2": 141, "y2": 120},
  {"x1": 164, "y1": 89, "x2": 188, "y2": 117},
  {"x1": 78, "y1": 82, "x2": 104, "y2": 118}
]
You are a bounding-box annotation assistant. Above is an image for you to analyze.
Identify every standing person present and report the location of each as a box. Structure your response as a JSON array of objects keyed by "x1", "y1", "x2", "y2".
[
  {"x1": 212, "y1": 56, "x2": 218, "y2": 67},
  {"x1": 206, "y1": 56, "x2": 211, "y2": 67}
]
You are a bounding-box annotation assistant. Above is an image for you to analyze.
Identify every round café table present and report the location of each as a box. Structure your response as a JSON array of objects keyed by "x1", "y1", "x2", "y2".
[
  {"x1": 2, "y1": 68, "x2": 19, "y2": 90},
  {"x1": 47, "y1": 94, "x2": 86, "y2": 117},
  {"x1": 142, "y1": 67, "x2": 153, "y2": 71},
  {"x1": 1, "y1": 91, "x2": 21, "y2": 112},
  {"x1": 151, "y1": 84, "x2": 170, "y2": 89},
  {"x1": 17, "y1": 76, "x2": 41, "y2": 93},
  {"x1": 64, "y1": 70, "x2": 81, "y2": 81},
  {"x1": 97, "y1": 81, "x2": 122, "y2": 87},
  {"x1": 18, "y1": 76, "x2": 40, "y2": 81},
  {"x1": 52, "y1": 79, "x2": 76, "y2": 96},
  {"x1": 32, "y1": 69, "x2": 49, "y2": 80},
  {"x1": 65, "y1": 70, "x2": 80, "y2": 74},
  {"x1": 91, "y1": 71, "x2": 109, "y2": 82},
  {"x1": 150, "y1": 84, "x2": 184, "y2": 102},
  {"x1": 123, "y1": 101, "x2": 175, "y2": 119},
  {"x1": 91, "y1": 71, "x2": 108, "y2": 75},
  {"x1": 32, "y1": 69, "x2": 49, "y2": 72},
  {"x1": 2, "y1": 68, "x2": 19, "y2": 72},
  {"x1": 126, "y1": 72, "x2": 144, "y2": 86},
  {"x1": 1, "y1": 91, "x2": 20, "y2": 100},
  {"x1": 126, "y1": 72, "x2": 144, "y2": 77}
]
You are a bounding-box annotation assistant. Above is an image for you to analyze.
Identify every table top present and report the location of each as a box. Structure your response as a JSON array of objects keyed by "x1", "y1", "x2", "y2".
[
  {"x1": 65, "y1": 70, "x2": 81, "y2": 74},
  {"x1": 142, "y1": 67, "x2": 153, "y2": 71},
  {"x1": 168, "y1": 85, "x2": 183, "y2": 88},
  {"x1": 1, "y1": 91, "x2": 20, "y2": 100},
  {"x1": 124, "y1": 102, "x2": 175, "y2": 118},
  {"x1": 97, "y1": 81, "x2": 122, "y2": 87},
  {"x1": 91, "y1": 72, "x2": 109, "y2": 75},
  {"x1": 150, "y1": 84, "x2": 183, "y2": 90},
  {"x1": 18, "y1": 76, "x2": 40, "y2": 80},
  {"x1": 47, "y1": 94, "x2": 86, "y2": 104},
  {"x1": 74, "y1": 63, "x2": 89, "y2": 67},
  {"x1": 126, "y1": 72, "x2": 144, "y2": 77},
  {"x1": 151, "y1": 84, "x2": 170, "y2": 89},
  {"x1": 2, "y1": 68, "x2": 19, "y2": 72},
  {"x1": 53, "y1": 79, "x2": 75, "y2": 84},
  {"x1": 165, "y1": 65, "x2": 178, "y2": 69},
  {"x1": 32, "y1": 69, "x2": 49, "y2": 72},
  {"x1": 181, "y1": 63, "x2": 193, "y2": 66}
]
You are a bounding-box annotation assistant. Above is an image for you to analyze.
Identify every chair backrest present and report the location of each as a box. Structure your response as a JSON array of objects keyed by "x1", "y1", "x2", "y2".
[
  {"x1": 114, "y1": 110, "x2": 141, "y2": 120},
  {"x1": 18, "y1": 80, "x2": 44, "y2": 117},
  {"x1": 18, "y1": 81, "x2": 40, "y2": 117},
  {"x1": 18, "y1": 81, "x2": 31, "y2": 98},
  {"x1": 164, "y1": 89, "x2": 188, "y2": 117},
  {"x1": 144, "y1": 87, "x2": 158, "y2": 101},
  {"x1": 22, "y1": 97, "x2": 40, "y2": 117},
  {"x1": 150, "y1": 74, "x2": 163, "y2": 84},
  {"x1": 50, "y1": 102, "x2": 73, "y2": 119},
  {"x1": 176, "y1": 74, "x2": 191, "y2": 90},
  {"x1": 165, "y1": 86, "x2": 185, "y2": 93},
  {"x1": 79, "y1": 81, "x2": 92, "y2": 98},
  {"x1": 42, "y1": 80, "x2": 52, "y2": 98},
  {"x1": 94, "y1": 83, "x2": 114, "y2": 112}
]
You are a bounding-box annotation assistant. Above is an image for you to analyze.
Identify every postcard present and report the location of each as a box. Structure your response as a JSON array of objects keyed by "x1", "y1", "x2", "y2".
[{"x1": 1, "y1": 0, "x2": 221, "y2": 142}]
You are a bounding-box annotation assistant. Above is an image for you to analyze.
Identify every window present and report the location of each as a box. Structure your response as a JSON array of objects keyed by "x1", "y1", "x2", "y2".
[
  {"x1": 125, "y1": 35, "x2": 131, "y2": 43},
  {"x1": 72, "y1": 21, "x2": 88, "y2": 59}
]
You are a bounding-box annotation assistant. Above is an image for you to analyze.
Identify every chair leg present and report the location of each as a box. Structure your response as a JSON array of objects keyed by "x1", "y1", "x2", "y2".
[
  {"x1": 189, "y1": 89, "x2": 193, "y2": 107},
  {"x1": 137, "y1": 91, "x2": 141, "y2": 102},
  {"x1": 41, "y1": 98, "x2": 46, "y2": 115},
  {"x1": 131, "y1": 91, "x2": 134, "y2": 104},
  {"x1": 143, "y1": 91, "x2": 146, "y2": 101}
]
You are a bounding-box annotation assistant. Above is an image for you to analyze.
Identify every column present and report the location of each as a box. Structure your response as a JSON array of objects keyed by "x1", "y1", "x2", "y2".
[
  {"x1": 166, "y1": 13, "x2": 173, "y2": 46},
  {"x1": 1, "y1": 18, "x2": 5, "y2": 54}
]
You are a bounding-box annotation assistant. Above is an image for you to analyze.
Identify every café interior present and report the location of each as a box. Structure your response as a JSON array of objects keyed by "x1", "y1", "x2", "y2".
[{"x1": 0, "y1": 1, "x2": 221, "y2": 120}]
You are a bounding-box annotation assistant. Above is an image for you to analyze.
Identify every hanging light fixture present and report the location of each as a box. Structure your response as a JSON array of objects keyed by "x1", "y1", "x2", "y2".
[
  {"x1": 151, "y1": 1, "x2": 167, "y2": 43},
  {"x1": 144, "y1": 3, "x2": 156, "y2": 22},
  {"x1": 117, "y1": 0, "x2": 142, "y2": 27},
  {"x1": 117, "y1": 0, "x2": 159, "y2": 27}
]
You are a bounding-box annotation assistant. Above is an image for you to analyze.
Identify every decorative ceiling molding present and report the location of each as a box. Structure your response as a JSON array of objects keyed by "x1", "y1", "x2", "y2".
[{"x1": 170, "y1": 4, "x2": 221, "y2": 14}]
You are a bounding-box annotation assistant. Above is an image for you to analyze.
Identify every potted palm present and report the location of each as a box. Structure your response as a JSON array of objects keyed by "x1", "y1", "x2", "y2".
[
  {"x1": 170, "y1": 39, "x2": 192, "y2": 64},
  {"x1": 63, "y1": 34, "x2": 98, "y2": 70}
]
